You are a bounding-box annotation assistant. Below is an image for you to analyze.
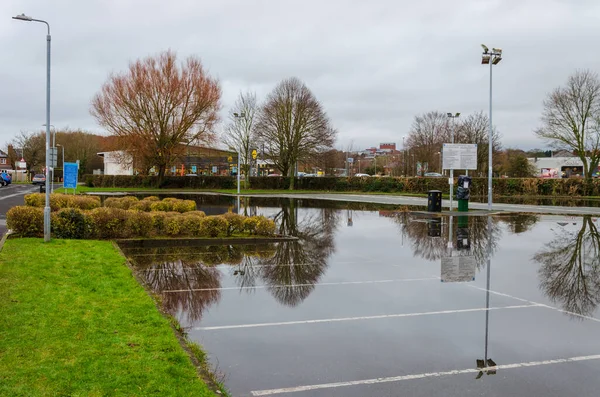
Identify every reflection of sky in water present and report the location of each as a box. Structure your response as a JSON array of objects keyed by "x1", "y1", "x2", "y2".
[{"x1": 120, "y1": 199, "x2": 600, "y2": 328}]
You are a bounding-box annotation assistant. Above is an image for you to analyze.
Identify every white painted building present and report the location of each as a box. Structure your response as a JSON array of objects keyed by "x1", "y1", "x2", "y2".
[
  {"x1": 97, "y1": 151, "x2": 134, "y2": 175},
  {"x1": 527, "y1": 156, "x2": 594, "y2": 178}
]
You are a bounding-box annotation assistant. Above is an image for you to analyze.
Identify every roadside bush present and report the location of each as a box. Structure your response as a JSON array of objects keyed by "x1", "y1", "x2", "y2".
[
  {"x1": 199, "y1": 216, "x2": 229, "y2": 237},
  {"x1": 242, "y1": 216, "x2": 261, "y2": 235},
  {"x1": 150, "y1": 200, "x2": 172, "y2": 212},
  {"x1": 125, "y1": 210, "x2": 154, "y2": 237},
  {"x1": 150, "y1": 212, "x2": 168, "y2": 235},
  {"x1": 185, "y1": 210, "x2": 206, "y2": 218},
  {"x1": 222, "y1": 212, "x2": 245, "y2": 236},
  {"x1": 255, "y1": 216, "x2": 276, "y2": 236},
  {"x1": 183, "y1": 215, "x2": 204, "y2": 236},
  {"x1": 52, "y1": 208, "x2": 88, "y2": 239},
  {"x1": 104, "y1": 196, "x2": 139, "y2": 210},
  {"x1": 173, "y1": 199, "x2": 196, "y2": 213},
  {"x1": 130, "y1": 200, "x2": 153, "y2": 212},
  {"x1": 24, "y1": 193, "x2": 100, "y2": 211},
  {"x1": 144, "y1": 196, "x2": 160, "y2": 202},
  {"x1": 87, "y1": 207, "x2": 128, "y2": 239},
  {"x1": 6, "y1": 206, "x2": 44, "y2": 237},
  {"x1": 165, "y1": 217, "x2": 182, "y2": 236}
]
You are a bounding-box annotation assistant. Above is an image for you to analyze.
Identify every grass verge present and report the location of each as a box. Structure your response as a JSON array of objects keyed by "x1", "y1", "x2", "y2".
[{"x1": 0, "y1": 238, "x2": 221, "y2": 396}]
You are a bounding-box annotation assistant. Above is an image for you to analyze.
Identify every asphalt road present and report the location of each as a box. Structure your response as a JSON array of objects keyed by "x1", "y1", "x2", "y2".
[{"x1": 0, "y1": 183, "x2": 48, "y2": 236}]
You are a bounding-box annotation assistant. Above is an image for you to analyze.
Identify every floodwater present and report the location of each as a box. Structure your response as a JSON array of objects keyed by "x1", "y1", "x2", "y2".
[{"x1": 120, "y1": 197, "x2": 600, "y2": 397}]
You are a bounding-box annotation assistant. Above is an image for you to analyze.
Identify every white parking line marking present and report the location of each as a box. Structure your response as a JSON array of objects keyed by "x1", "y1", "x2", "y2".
[
  {"x1": 250, "y1": 354, "x2": 600, "y2": 395},
  {"x1": 162, "y1": 277, "x2": 438, "y2": 293},
  {"x1": 467, "y1": 285, "x2": 600, "y2": 323},
  {"x1": 195, "y1": 304, "x2": 539, "y2": 331}
]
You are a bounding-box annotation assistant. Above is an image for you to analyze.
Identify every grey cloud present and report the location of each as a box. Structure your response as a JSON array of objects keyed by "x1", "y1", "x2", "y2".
[{"x1": 2, "y1": 0, "x2": 599, "y2": 154}]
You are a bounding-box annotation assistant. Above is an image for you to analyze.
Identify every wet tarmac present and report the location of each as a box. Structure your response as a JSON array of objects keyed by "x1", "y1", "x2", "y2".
[{"x1": 120, "y1": 198, "x2": 600, "y2": 396}]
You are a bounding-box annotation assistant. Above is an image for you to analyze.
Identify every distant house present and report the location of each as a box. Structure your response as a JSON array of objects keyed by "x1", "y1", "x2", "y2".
[
  {"x1": 0, "y1": 150, "x2": 8, "y2": 167},
  {"x1": 97, "y1": 151, "x2": 134, "y2": 175}
]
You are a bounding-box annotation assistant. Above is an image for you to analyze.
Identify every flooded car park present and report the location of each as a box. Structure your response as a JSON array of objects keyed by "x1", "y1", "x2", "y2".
[{"x1": 119, "y1": 197, "x2": 600, "y2": 396}]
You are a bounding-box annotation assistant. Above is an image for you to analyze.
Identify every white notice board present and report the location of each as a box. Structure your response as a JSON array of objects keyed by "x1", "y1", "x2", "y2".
[
  {"x1": 442, "y1": 144, "x2": 477, "y2": 170},
  {"x1": 441, "y1": 256, "x2": 476, "y2": 282}
]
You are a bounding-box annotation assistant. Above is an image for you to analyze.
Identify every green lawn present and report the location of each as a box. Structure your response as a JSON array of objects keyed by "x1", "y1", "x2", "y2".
[
  {"x1": 0, "y1": 238, "x2": 218, "y2": 397},
  {"x1": 55, "y1": 186, "x2": 435, "y2": 198}
]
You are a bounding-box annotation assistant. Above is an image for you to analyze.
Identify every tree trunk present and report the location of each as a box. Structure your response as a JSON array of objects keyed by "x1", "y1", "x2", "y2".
[
  {"x1": 157, "y1": 165, "x2": 166, "y2": 186},
  {"x1": 288, "y1": 167, "x2": 295, "y2": 190}
]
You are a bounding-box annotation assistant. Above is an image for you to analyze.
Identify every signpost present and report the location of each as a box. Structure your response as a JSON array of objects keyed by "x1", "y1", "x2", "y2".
[
  {"x1": 63, "y1": 162, "x2": 79, "y2": 193},
  {"x1": 443, "y1": 144, "x2": 477, "y2": 210}
]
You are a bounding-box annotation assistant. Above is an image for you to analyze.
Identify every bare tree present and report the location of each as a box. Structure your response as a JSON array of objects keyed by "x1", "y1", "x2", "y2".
[
  {"x1": 256, "y1": 77, "x2": 336, "y2": 189},
  {"x1": 456, "y1": 111, "x2": 502, "y2": 176},
  {"x1": 406, "y1": 111, "x2": 450, "y2": 174},
  {"x1": 12, "y1": 130, "x2": 45, "y2": 175},
  {"x1": 91, "y1": 50, "x2": 221, "y2": 180},
  {"x1": 221, "y1": 91, "x2": 258, "y2": 187},
  {"x1": 535, "y1": 70, "x2": 600, "y2": 180}
]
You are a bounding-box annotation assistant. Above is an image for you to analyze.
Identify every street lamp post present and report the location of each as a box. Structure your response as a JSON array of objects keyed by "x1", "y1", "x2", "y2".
[
  {"x1": 481, "y1": 45, "x2": 502, "y2": 210},
  {"x1": 446, "y1": 113, "x2": 460, "y2": 211},
  {"x1": 43, "y1": 124, "x2": 55, "y2": 193},
  {"x1": 14, "y1": 13, "x2": 52, "y2": 242},
  {"x1": 233, "y1": 112, "x2": 246, "y2": 194},
  {"x1": 56, "y1": 143, "x2": 65, "y2": 182}
]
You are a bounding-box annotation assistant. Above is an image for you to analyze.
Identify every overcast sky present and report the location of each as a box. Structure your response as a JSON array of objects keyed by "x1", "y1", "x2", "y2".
[{"x1": 1, "y1": 0, "x2": 599, "y2": 152}]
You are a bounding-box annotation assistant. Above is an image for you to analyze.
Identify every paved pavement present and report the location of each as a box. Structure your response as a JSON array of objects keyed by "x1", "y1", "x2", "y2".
[{"x1": 0, "y1": 184, "x2": 47, "y2": 235}]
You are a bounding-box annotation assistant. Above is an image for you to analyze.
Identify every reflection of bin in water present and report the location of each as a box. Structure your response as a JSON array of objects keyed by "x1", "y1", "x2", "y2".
[
  {"x1": 427, "y1": 190, "x2": 442, "y2": 212},
  {"x1": 428, "y1": 219, "x2": 442, "y2": 237},
  {"x1": 457, "y1": 227, "x2": 470, "y2": 251}
]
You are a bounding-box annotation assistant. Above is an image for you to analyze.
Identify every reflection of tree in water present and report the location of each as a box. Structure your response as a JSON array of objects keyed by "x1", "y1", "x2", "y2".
[
  {"x1": 142, "y1": 259, "x2": 221, "y2": 323},
  {"x1": 497, "y1": 214, "x2": 539, "y2": 234},
  {"x1": 534, "y1": 216, "x2": 600, "y2": 317},
  {"x1": 396, "y1": 213, "x2": 501, "y2": 266},
  {"x1": 251, "y1": 199, "x2": 338, "y2": 307}
]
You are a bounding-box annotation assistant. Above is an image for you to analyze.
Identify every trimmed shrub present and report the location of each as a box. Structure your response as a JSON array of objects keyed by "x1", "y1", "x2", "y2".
[
  {"x1": 242, "y1": 216, "x2": 261, "y2": 235},
  {"x1": 6, "y1": 206, "x2": 44, "y2": 237},
  {"x1": 183, "y1": 215, "x2": 204, "y2": 236},
  {"x1": 24, "y1": 193, "x2": 45, "y2": 207},
  {"x1": 130, "y1": 200, "x2": 153, "y2": 212},
  {"x1": 87, "y1": 207, "x2": 129, "y2": 239},
  {"x1": 165, "y1": 217, "x2": 182, "y2": 236},
  {"x1": 52, "y1": 208, "x2": 87, "y2": 239},
  {"x1": 222, "y1": 212, "x2": 245, "y2": 236},
  {"x1": 144, "y1": 196, "x2": 160, "y2": 202},
  {"x1": 185, "y1": 210, "x2": 206, "y2": 218},
  {"x1": 150, "y1": 212, "x2": 168, "y2": 235},
  {"x1": 173, "y1": 199, "x2": 196, "y2": 213},
  {"x1": 255, "y1": 216, "x2": 276, "y2": 236},
  {"x1": 24, "y1": 193, "x2": 100, "y2": 211},
  {"x1": 125, "y1": 210, "x2": 154, "y2": 237},
  {"x1": 150, "y1": 200, "x2": 173, "y2": 212},
  {"x1": 104, "y1": 196, "x2": 139, "y2": 210},
  {"x1": 199, "y1": 216, "x2": 229, "y2": 237}
]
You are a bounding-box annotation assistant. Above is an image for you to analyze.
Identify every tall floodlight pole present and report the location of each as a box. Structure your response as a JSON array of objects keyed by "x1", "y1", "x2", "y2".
[
  {"x1": 481, "y1": 45, "x2": 502, "y2": 210},
  {"x1": 446, "y1": 113, "x2": 460, "y2": 211},
  {"x1": 233, "y1": 112, "x2": 246, "y2": 194},
  {"x1": 14, "y1": 13, "x2": 52, "y2": 242}
]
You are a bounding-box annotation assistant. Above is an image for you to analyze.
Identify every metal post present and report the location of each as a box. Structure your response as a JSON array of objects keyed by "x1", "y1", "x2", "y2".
[
  {"x1": 237, "y1": 151, "x2": 240, "y2": 194},
  {"x1": 44, "y1": 30, "x2": 51, "y2": 242},
  {"x1": 488, "y1": 60, "x2": 493, "y2": 211},
  {"x1": 51, "y1": 127, "x2": 55, "y2": 194},
  {"x1": 484, "y1": 215, "x2": 492, "y2": 362},
  {"x1": 450, "y1": 120, "x2": 454, "y2": 212}
]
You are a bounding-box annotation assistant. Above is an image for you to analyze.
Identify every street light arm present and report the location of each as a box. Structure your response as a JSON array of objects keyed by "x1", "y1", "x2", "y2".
[{"x1": 32, "y1": 19, "x2": 50, "y2": 35}]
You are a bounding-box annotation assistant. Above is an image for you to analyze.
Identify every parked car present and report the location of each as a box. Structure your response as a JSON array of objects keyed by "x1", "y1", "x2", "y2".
[
  {"x1": 267, "y1": 173, "x2": 281, "y2": 177},
  {"x1": 303, "y1": 173, "x2": 317, "y2": 177},
  {"x1": 0, "y1": 172, "x2": 11, "y2": 186},
  {"x1": 354, "y1": 173, "x2": 371, "y2": 177},
  {"x1": 424, "y1": 172, "x2": 443, "y2": 177},
  {"x1": 32, "y1": 174, "x2": 46, "y2": 185}
]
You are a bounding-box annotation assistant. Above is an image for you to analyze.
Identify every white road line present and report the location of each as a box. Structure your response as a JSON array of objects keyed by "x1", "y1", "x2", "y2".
[
  {"x1": 467, "y1": 284, "x2": 600, "y2": 323},
  {"x1": 0, "y1": 187, "x2": 37, "y2": 201},
  {"x1": 195, "y1": 304, "x2": 539, "y2": 331},
  {"x1": 162, "y1": 277, "x2": 438, "y2": 293},
  {"x1": 250, "y1": 354, "x2": 600, "y2": 396}
]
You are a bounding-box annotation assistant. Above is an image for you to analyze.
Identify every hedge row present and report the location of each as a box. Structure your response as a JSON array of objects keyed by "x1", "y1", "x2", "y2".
[
  {"x1": 84, "y1": 175, "x2": 600, "y2": 197},
  {"x1": 25, "y1": 193, "x2": 101, "y2": 211},
  {"x1": 6, "y1": 206, "x2": 276, "y2": 240},
  {"x1": 104, "y1": 196, "x2": 197, "y2": 213}
]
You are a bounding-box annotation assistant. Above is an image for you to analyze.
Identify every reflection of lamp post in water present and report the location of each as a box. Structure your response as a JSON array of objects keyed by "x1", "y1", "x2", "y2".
[
  {"x1": 477, "y1": 215, "x2": 496, "y2": 378},
  {"x1": 347, "y1": 209, "x2": 353, "y2": 227}
]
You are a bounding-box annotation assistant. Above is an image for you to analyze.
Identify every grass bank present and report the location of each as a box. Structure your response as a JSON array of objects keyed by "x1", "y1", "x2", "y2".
[{"x1": 0, "y1": 238, "x2": 221, "y2": 396}]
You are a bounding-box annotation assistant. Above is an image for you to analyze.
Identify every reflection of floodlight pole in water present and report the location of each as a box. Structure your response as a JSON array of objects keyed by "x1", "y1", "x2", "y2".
[
  {"x1": 347, "y1": 209, "x2": 353, "y2": 227},
  {"x1": 477, "y1": 215, "x2": 496, "y2": 378}
]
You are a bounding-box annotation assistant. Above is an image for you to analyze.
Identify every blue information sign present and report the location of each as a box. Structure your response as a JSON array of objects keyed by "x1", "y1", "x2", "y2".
[
  {"x1": 191, "y1": 165, "x2": 197, "y2": 173},
  {"x1": 64, "y1": 162, "x2": 79, "y2": 189}
]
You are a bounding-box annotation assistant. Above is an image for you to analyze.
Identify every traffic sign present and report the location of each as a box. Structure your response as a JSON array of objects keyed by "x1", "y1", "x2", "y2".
[
  {"x1": 63, "y1": 162, "x2": 79, "y2": 189},
  {"x1": 191, "y1": 165, "x2": 197, "y2": 173},
  {"x1": 252, "y1": 149, "x2": 257, "y2": 160},
  {"x1": 228, "y1": 156, "x2": 233, "y2": 163},
  {"x1": 47, "y1": 147, "x2": 57, "y2": 168},
  {"x1": 442, "y1": 144, "x2": 477, "y2": 170}
]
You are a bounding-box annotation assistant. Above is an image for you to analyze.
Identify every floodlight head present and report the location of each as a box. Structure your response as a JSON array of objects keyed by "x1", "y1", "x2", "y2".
[
  {"x1": 447, "y1": 112, "x2": 452, "y2": 117},
  {"x1": 492, "y1": 48, "x2": 502, "y2": 55},
  {"x1": 481, "y1": 54, "x2": 491, "y2": 64},
  {"x1": 481, "y1": 44, "x2": 489, "y2": 54},
  {"x1": 13, "y1": 13, "x2": 33, "y2": 21},
  {"x1": 240, "y1": 112, "x2": 246, "y2": 117},
  {"x1": 492, "y1": 56, "x2": 502, "y2": 65},
  {"x1": 455, "y1": 112, "x2": 461, "y2": 117}
]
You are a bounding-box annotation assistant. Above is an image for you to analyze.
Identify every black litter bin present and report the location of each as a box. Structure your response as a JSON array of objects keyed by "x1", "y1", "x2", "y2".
[
  {"x1": 428, "y1": 219, "x2": 442, "y2": 237},
  {"x1": 427, "y1": 190, "x2": 442, "y2": 212},
  {"x1": 39, "y1": 185, "x2": 46, "y2": 193}
]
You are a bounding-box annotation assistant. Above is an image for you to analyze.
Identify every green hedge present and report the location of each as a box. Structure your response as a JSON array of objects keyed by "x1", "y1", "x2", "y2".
[
  {"x1": 84, "y1": 175, "x2": 600, "y2": 197},
  {"x1": 7, "y1": 206, "x2": 276, "y2": 240},
  {"x1": 25, "y1": 193, "x2": 101, "y2": 211}
]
